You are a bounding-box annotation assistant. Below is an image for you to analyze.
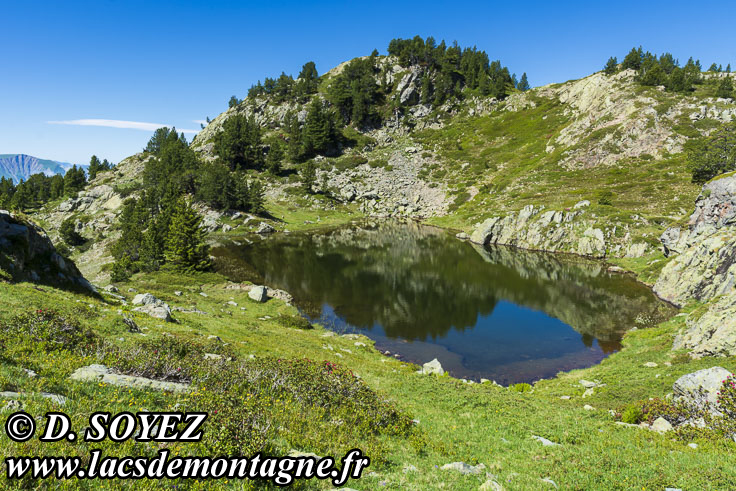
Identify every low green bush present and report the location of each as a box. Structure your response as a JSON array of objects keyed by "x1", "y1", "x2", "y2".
[
  {"x1": 621, "y1": 405, "x2": 643, "y2": 424},
  {"x1": 597, "y1": 190, "x2": 614, "y2": 206},
  {"x1": 274, "y1": 314, "x2": 314, "y2": 330},
  {"x1": 510, "y1": 382, "x2": 532, "y2": 393},
  {"x1": 0, "y1": 309, "x2": 98, "y2": 355}
]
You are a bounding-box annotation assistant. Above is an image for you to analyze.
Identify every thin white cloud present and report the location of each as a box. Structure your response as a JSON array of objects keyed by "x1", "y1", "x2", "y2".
[
  {"x1": 47, "y1": 119, "x2": 199, "y2": 134},
  {"x1": 193, "y1": 119, "x2": 208, "y2": 125}
]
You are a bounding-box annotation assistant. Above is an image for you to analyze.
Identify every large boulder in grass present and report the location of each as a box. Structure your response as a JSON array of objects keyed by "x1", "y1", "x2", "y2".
[
  {"x1": 673, "y1": 366, "x2": 732, "y2": 409},
  {"x1": 248, "y1": 286, "x2": 268, "y2": 302},
  {"x1": 132, "y1": 293, "x2": 159, "y2": 306}
]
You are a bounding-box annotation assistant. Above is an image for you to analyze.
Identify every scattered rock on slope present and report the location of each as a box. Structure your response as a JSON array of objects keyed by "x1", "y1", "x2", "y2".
[
  {"x1": 132, "y1": 293, "x2": 173, "y2": 322},
  {"x1": 69, "y1": 364, "x2": 191, "y2": 393}
]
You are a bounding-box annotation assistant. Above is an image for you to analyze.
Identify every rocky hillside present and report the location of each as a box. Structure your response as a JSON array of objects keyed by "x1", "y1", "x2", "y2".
[
  {"x1": 654, "y1": 172, "x2": 736, "y2": 358},
  {"x1": 0, "y1": 209, "x2": 93, "y2": 291},
  {"x1": 190, "y1": 56, "x2": 736, "y2": 259}
]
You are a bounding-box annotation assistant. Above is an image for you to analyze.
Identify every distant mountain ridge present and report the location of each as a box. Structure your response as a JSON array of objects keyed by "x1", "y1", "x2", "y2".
[{"x1": 0, "y1": 154, "x2": 77, "y2": 183}]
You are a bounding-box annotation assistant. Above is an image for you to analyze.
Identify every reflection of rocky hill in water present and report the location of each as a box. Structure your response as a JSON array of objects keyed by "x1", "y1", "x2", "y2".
[
  {"x1": 213, "y1": 222, "x2": 673, "y2": 344},
  {"x1": 470, "y1": 244, "x2": 674, "y2": 344}
]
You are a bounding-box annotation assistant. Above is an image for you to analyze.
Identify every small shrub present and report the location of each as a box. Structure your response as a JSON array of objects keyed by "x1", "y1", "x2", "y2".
[
  {"x1": 333, "y1": 155, "x2": 368, "y2": 172},
  {"x1": 59, "y1": 217, "x2": 84, "y2": 246},
  {"x1": 597, "y1": 190, "x2": 614, "y2": 206},
  {"x1": 510, "y1": 383, "x2": 532, "y2": 393},
  {"x1": 448, "y1": 191, "x2": 471, "y2": 213},
  {"x1": 55, "y1": 242, "x2": 72, "y2": 258},
  {"x1": 670, "y1": 352, "x2": 692, "y2": 365},
  {"x1": 0, "y1": 309, "x2": 98, "y2": 354},
  {"x1": 621, "y1": 405, "x2": 643, "y2": 424},
  {"x1": 113, "y1": 182, "x2": 142, "y2": 198},
  {"x1": 718, "y1": 374, "x2": 736, "y2": 419},
  {"x1": 274, "y1": 314, "x2": 313, "y2": 330},
  {"x1": 101, "y1": 336, "x2": 235, "y2": 382},
  {"x1": 368, "y1": 159, "x2": 389, "y2": 169}
]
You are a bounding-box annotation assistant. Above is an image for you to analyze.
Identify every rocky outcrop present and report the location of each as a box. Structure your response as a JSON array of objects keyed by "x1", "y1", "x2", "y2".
[
  {"x1": 673, "y1": 294, "x2": 736, "y2": 358},
  {"x1": 536, "y1": 70, "x2": 736, "y2": 169},
  {"x1": 396, "y1": 68, "x2": 421, "y2": 105},
  {"x1": 654, "y1": 231, "x2": 736, "y2": 306},
  {"x1": 0, "y1": 210, "x2": 93, "y2": 291},
  {"x1": 660, "y1": 172, "x2": 736, "y2": 256},
  {"x1": 470, "y1": 203, "x2": 648, "y2": 259},
  {"x1": 57, "y1": 185, "x2": 122, "y2": 215},
  {"x1": 655, "y1": 174, "x2": 736, "y2": 357}
]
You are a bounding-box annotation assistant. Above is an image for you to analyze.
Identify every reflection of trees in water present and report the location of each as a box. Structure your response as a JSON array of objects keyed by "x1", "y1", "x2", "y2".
[{"x1": 212, "y1": 221, "x2": 674, "y2": 344}]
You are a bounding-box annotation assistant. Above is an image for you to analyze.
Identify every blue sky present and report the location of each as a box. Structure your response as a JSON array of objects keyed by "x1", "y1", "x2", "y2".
[{"x1": 2, "y1": 0, "x2": 736, "y2": 165}]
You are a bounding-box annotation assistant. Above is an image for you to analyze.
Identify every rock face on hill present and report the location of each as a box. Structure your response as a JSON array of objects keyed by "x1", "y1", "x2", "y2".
[
  {"x1": 655, "y1": 174, "x2": 736, "y2": 358},
  {"x1": 469, "y1": 202, "x2": 650, "y2": 259},
  {"x1": 0, "y1": 210, "x2": 93, "y2": 291}
]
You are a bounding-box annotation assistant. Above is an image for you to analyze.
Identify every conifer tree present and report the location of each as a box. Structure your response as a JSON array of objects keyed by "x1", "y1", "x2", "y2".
[
  {"x1": 302, "y1": 99, "x2": 335, "y2": 157},
  {"x1": 716, "y1": 77, "x2": 734, "y2": 99},
  {"x1": 297, "y1": 61, "x2": 319, "y2": 96},
  {"x1": 63, "y1": 165, "x2": 87, "y2": 196},
  {"x1": 59, "y1": 217, "x2": 84, "y2": 246},
  {"x1": 138, "y1": 225, "x2": 163, "y2": 272},
  {"x1": 301, "y1": 161, "x2": 317, "y2": 194},
  {"x1": 517, "y1": 73, "x2": 530, "y2": 91},
  {"x1": 421, "y1": 74, "x2": 432, "y2": 104},
  {"x1": 622, "y1": 47, "x2": 642, "y2": 70},
  {"x1": 604, "y1": 57, "x2": 618, "y2": 75},
  {"x1": 247, "y1": 180, "x2": 265, "y2": 214},
  {"x1": 214, "y1": 114, "x2": 263, "y2": 170},
  {"x1": 284, "y1": 111, "x2": 303, "y2": 162},
  {"x1": 10, "y1": 181, "x2": 31, "y2": 211},
  {"x1": 266, "y1": 141, "x2": 284, "y2": 174},
  {"x1": 50, "y1": 175, "x2": 64, "y2": 199},
  {"x1": 88, "y1": 155, "x2": 102, "y2": 180},
  {"x1": 164, "y1": 199, "x2": 210, "y2": 271}
]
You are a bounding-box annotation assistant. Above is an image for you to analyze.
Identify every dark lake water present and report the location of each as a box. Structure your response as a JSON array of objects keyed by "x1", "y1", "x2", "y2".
[{"x1": 212, "y1": 221, "x2": 675, "y2": 384}]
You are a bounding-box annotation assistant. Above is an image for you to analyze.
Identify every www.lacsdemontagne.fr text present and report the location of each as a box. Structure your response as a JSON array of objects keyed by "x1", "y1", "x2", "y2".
[
  {"x1": 6, "y1": 449, "x2": 369, "y2": 486},
  {"x1": 4, "y1": 411, "x2": 370, "y2": 486}
]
